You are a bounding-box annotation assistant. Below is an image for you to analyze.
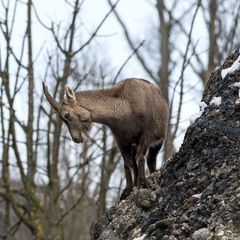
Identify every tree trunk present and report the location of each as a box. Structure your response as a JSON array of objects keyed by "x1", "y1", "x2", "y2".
[
  {"x1": 157, "y1": 0, "x2": 174, "y2": 162},
  {"x1": 207, "y1": 0, "x2": 218, "y2": 82},
  {"x1": 26, "y1": 0, "x2": 35, "y2": 187}
]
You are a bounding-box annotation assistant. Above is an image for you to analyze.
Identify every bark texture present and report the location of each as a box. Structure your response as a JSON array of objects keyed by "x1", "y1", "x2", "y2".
[{"x1": 91, "y1": 49, "x2": 240, "y2": 240}]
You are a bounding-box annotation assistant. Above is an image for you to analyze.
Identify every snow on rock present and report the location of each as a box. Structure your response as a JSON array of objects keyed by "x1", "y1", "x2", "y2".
[
  {"x1": 229, "y1": 82, "x2": 240, "y2": 88},
  {"x1": 133, "y1": 234, "x2": 146, "y2": 240},
  {"x1": 221, "y1": 55, "x2": 240, "y2": 79},
  {"x1": 235, "y1": 97, "x2": 240, "y2": 105},
  {"x1": 234, "y1": 82, "x2": 240, "y2": 87},
  {"x1": 210, "y1": 96, "x2": 222, "y2": 106},
  {"x1": 189, "y1": 113, "x2": 201, "y2": 124},
  {"x1": 228, "y1": 82, "x2": 240, "y2": 98},
  {"x1": 192, "y1": 193, "x2": 202, "y2": 199},
  {"x1": 189, "y1": 102, "x2": 207, "y2": 124},
  {"x1": 199, "y1": 101, "x2": 207, "y2": 111}
]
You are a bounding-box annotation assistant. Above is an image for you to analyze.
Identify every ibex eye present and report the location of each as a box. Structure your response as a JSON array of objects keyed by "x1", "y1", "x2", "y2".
[{"x1": 64, "y1": 113, "x2": 70, "y2": 120}]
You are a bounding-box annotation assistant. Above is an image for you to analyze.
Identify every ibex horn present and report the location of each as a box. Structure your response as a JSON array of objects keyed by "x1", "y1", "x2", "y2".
[{"x1": 42, "y1": 82, "x2": 60, "y2": 111}]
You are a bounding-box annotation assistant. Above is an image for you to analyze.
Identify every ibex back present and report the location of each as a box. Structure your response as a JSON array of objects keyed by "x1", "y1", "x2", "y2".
[{"x1": 43, "y1": 78, "x2": 169, "y2": 199}]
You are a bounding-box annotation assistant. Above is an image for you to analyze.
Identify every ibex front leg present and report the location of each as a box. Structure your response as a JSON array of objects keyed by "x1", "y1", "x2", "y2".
[{"x1": 120, "y1": 151, "x2": 134, "y2": 200}]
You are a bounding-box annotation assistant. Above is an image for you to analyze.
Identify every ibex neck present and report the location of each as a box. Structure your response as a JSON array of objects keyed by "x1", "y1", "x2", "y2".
[{"x1": 75, "y1": 87, "x2": 129, "y2": 126}]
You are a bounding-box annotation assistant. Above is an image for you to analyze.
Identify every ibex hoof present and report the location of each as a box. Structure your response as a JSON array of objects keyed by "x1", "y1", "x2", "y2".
[
  {"x1": 120, "y1": 187, "x2": 133, "y2": 200},
  {"x1": 138, "y1": 179, "x2": 149, "y2": 189}
]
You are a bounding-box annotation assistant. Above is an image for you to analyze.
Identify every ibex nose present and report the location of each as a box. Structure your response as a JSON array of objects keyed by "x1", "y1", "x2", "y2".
[
  {"x1": 73, "y1": 137, "x2": 80, "y2": 143},
  {"x1": 72, "y1": 137, "x2": 83, "y2": 143}
]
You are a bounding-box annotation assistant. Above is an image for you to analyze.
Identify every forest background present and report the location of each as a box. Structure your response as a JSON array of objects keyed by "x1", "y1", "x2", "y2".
[{"x1": 0, "y1": 0, "x2": 239, "y2": 239}]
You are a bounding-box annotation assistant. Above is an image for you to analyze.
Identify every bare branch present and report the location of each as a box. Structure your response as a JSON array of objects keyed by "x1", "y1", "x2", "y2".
[
  {"x1": 32, "y1": 2, "x2": 51, "y2": 30},
  {"x1": 72, "y1": 0, "x2": 120, "y2": 56},
  {"x1": 172, "y1": 0, "x2": 202, "y2": 139},
  {"x1": 107, "y1": 0, "x2": 156, "y2": 81},
  {"x1": 51, "y1": 23, "x2": 67, "y2": 54},
  {"x1": 113, "y1": 40, "x2": 145, "y2": 84}
]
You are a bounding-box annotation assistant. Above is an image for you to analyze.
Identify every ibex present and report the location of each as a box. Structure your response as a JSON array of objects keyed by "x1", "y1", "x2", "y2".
[{"x1": 43, "y1": 78, "x2": 169, "y2": 199}]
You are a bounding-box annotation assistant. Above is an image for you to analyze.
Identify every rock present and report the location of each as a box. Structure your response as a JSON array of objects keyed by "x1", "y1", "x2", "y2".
[
  {"x1": 179, "y1": 213, "x2": 189, "y2": 223},
  {"x1": 134, "y1": 189, "x2": 156, "y2": 210},
  {"x1": 192, "y1": 228, "x2": 210, "y2": 240},
  {"x1": 162, "y1": 236, "x2": 177, "y2": 240},
  {"x1": 92, "y1": 49, "x2": 240, "y2": 240},
  {"x1": 217, "y1": 230, "x2": 225, "y2": 237}
]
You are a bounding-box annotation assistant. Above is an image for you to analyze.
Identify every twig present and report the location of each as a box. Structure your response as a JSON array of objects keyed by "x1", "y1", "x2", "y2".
[
  {"x1": 113, "y1": 40, "x2": 145, "y2": 84},
  {"x1": 107, "y1": 0, "x2": 156, "y2": 81},
  {"x1": 172, "y1": 0, "x2": 202, "y2": 139},
  {"x1": 72, "y1": 0, "x2": 120, "y2": 56}
]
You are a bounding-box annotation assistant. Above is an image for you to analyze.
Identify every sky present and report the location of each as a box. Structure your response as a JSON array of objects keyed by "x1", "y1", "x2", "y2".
[
  {"x1": 0, "y1": 0, "x2": 208, "y2": 152},
  {"x1": 44, "y1": 1, "x2": 204, "y2": 157},
  {"x1": 1, "y1": 0, "x2": 239, "y2": 208},
  {"x1": 32, "y1": 0, "x2": 159, "y2": 78},
  {"x1": 0, "y1": 0, "x2": 216, "y2": 201},
  {"x1": 0, "y1": 0, "x2": 208, "y2": 172}
]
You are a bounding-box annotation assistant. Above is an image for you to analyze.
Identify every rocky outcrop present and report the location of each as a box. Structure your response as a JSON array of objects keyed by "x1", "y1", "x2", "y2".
[{"x1": 91, "y1": 50, "x2": 240, "y2": 240}]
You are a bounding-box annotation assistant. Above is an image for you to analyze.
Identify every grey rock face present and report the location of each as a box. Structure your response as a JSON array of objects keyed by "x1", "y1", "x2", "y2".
[{"x1": 92, "y1": 50, "x2": 240, "y2": 240}]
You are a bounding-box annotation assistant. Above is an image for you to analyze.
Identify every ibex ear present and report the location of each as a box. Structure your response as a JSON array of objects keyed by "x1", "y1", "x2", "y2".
[{"x1": 64, "y1": 85, "x2": 76, "y2": 102}]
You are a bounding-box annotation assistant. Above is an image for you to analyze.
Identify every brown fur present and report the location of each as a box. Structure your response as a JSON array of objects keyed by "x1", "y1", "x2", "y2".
[{"x1": 43, "y1": 78, "x2": 169, "y2": 199}]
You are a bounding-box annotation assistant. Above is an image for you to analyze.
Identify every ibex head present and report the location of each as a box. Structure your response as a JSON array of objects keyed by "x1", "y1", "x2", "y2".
[{"x1": 42, "y1": 83, "x2": 91, "y2": 143}]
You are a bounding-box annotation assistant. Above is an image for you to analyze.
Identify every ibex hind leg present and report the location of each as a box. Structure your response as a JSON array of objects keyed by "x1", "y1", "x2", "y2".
[
  {"x1": 131, "y1": 143, "x2": 138, "y2": 186},
  {"x1": 136, "y1": 142, "x2": 148, "y2": 188},
  {"x1": 147, "y1": 140, "x2": 163, "y2": 174}
]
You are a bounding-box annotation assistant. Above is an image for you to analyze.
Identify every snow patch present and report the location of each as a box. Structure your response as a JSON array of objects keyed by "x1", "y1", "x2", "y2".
[
  {"x1": 235, "y1": 98, "x2": 240, "y2": 105},
  {"x1": 221, "y1": 55, "x2": 240, "y2": 79},
  {"x1": 133, "y1": 234, "x2": 146, "y2": 240},
  {"x1": 189, "y1": 102, "x2": 207, "y2": 124},
  {"x1": 210, "y1": 96, "x2": 222, "y2": 106},
  {"x1": 192, "y1": 193, "x2": 202, "y2": 199},
  {"x1": 199, "y1": 101, "x2": 207, "y2": 111},
  {"x1": 230, "y1": 82, "x2": 240, "y2": 88},
  {"x1": 228, "y1": 82, "x2": 240, "y2": 98},
  {"x1": 189, "y1": 113, "x2": 201, "y2": 124}
]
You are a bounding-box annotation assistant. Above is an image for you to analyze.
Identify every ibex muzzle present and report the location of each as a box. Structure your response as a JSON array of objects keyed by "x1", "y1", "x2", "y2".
[{"x1": 42, "y1": 83, "x2": 91, "y2": 143}]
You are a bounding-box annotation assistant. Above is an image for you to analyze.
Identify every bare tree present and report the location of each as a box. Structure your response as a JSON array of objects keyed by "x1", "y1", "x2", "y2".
[
  {"x1": 0, "y1": 0, "x2": 121, "y2": 239},
  {"x1": 106, "y1": 0, "x2": 240, "y2": 163},
  {"x1": 2, "y1": 0, "x2": 240, "y2": 239}
]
